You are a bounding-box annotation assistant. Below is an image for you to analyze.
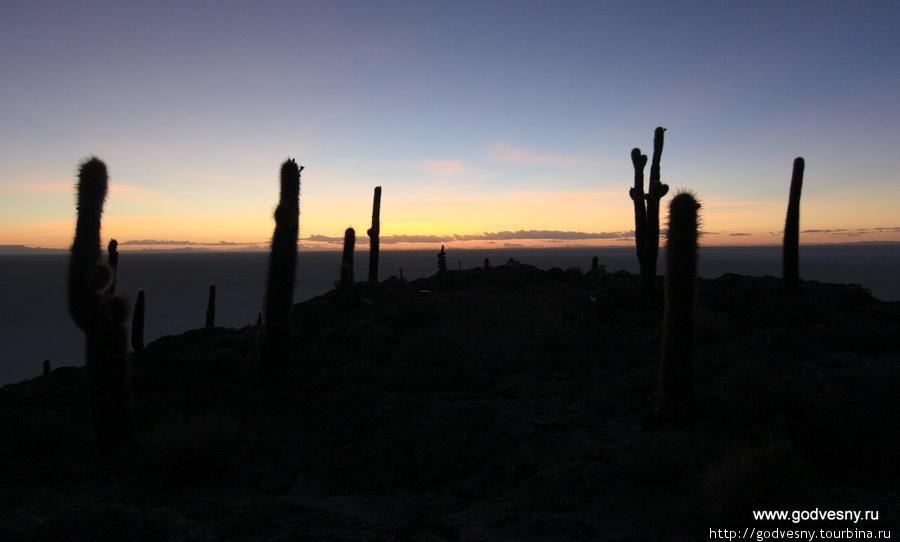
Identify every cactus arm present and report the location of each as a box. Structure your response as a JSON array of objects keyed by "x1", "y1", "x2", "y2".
[
  {"x1": 132, "y1": 289, "x2": 145, "y2": 352},
  {"x1": 107, "y1": 239, "x2": 119, "y2": 293},
  {"x1": 630, "y1": 147, "x2": 648, "y2": 278},
  {"x1": 340, "y1": 227, "x2": 355, "y2": 291},
  {"x1": 206, "y1": 284, "x2": 216, "y2": 328}
]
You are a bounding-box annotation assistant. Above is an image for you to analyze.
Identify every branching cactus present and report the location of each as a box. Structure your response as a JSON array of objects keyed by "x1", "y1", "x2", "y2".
[
  {"x1": 67, "y1": 157, "x2": 135, "y2": 462},
  {"x1": 629, "y1": 127, "x2": 669, "y2": 295},
  {"x1": 107, "y1": 239, "x2": 119, "y2": 293},
  {"x1": 340, "y1": 227, "x2": 355, "y2": 291},
  {"x1": 262, "y1": 159, "x2": 302, "y2": 371},
  {"x1": 658, "y1": 191, "x2": 701, "y2": 420},
  {"x1": 367, "y1": 186, "x2": 382, "y2": 284},
  {"x1": 783, "y1": 157, "x2": 805, "y2": 295},
  {"x1": 132, "y1": 289, "x2": 145, "y2": 352},
  {"x1": 206, "y1": 284, "x2": 216, "y2": 328}
]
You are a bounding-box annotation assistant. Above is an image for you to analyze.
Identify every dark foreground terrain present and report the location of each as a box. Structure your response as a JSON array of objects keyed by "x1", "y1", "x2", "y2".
[{"x1": 1, "y1": 264, "x2": 898, "y2": 540}]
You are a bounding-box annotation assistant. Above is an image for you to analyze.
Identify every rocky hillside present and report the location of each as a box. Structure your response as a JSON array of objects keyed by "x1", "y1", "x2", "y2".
[{"x1": 1, "y1": 264, "x2": 898, "y2": 541}]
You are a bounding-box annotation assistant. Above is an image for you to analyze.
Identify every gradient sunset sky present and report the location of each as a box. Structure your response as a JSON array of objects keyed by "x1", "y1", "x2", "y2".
[{"x1": 2, "y1": 1, "x2": 898, "y2": 250}]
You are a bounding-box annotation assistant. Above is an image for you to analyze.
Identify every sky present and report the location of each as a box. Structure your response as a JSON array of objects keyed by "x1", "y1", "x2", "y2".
[{"x1": 1, "y1": 0, "x2": 899, "y2": 251}]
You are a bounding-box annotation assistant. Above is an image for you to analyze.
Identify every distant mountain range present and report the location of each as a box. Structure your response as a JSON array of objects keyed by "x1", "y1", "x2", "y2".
[{"x1": 0, "y1": 245, "x2": 68, "y2": 255}]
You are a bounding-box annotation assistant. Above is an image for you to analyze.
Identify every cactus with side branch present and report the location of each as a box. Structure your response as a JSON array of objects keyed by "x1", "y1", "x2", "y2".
[
  {"x1": 67, "y1": 157, "x2": 135, "y2": 462},
  {"x1": 629, "y1": 127, "x2": 669, "y2": 295}
]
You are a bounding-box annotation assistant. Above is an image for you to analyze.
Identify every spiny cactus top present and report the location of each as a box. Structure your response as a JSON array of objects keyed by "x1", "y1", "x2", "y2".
[
  {"x1": 69, "y1": 157, "x2": 110, "y2": 331},
  {"x1": 263, "y1": 158, "x2": 303, "y2": 369},
  {"x1": 659, "y1": 189, "x2": 701, "y2": 420}
]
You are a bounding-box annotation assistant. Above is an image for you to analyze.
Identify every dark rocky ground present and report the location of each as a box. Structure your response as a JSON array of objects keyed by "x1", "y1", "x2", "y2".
[{"x1": 1, "y1": 264, "x2": 898, "y2": 541}]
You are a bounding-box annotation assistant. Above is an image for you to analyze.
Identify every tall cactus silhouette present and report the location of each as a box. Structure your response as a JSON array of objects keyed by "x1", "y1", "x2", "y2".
[
  {"x1": 629, "y1": 127, "x2": 669, "y2": 295},
  {"x1": 367, "y1": 186, "x2": 381, "y2": 284},
  {"x1": 107, "y1": 239, "x2": 119, "y2": 293},
  {"x1": 67, "y1": 157, "x2": 135, "y2": 462},
  {"x1": 262, "y1": 159, "x2": 302, "y2": 371},
  {"x1": 783, "y1": 157, "x2": 805, "y2": 295},
  {"x1": 629, "y1": 148, "x2": 648, "y2": 280},
  {"x1": 205, "y1": 284, "x2": 216, "y2": 328},
  {"x1": 132, "y1": 289, "x2": 145, "y2": 352},
  {"x1": 658, "y1": 191, "x2": 701, "y2": 420},
  {"x1": 340, "y1": 227, "x2": 355, "y2": 291}
]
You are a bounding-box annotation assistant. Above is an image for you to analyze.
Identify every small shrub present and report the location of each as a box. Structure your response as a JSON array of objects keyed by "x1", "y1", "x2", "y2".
[
  {"x1": 704, "y1": 431, "x2": 817, "y2": 526},
  {"x1": 140, "y1": 414, "x2": 253, "y2": 486}
]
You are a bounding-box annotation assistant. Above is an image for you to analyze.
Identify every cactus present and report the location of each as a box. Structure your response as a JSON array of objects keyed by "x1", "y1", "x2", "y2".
[
  {"x1": 591, "y1": 256, "x2": 599, "y2": 274},
  {"x1": 367, "y1": 186, "x2": 382, "y2": 284},
  {"x1": 437, "y1": 245, "x2": 447, "y2": 273},
  {"x1": 42, "y1": 359, "x2": 50, "y2": 379},
  {"x1": 256, "y1": 311, "x2": 263, "y2": 326},
  {"x1": 629, "y1": 147, "x2": 648, "y2": 278},
  {"x1": 340, "y1": 227, "x2": 355, "y2": 291},
  {"x1": 484, "y1": 258, "x2": 490, "y2": 269},
  {"x1": 262, "y1": 159, "x2": 302, "y2": 371},
  {"x1": 205, "y1": 284, "x2": 216, "y2": 328},
  {"x1": 783, "y1": 157, "x2": 805, "y2": 295},
  {"x1": 132, "y1": 289, "x2": 145, "y2": 352},
  {"x1": 629, "y1": 127, "x2": 669, "y2": 295},
  {"x1": 107, "y1": 239, "x2": 119, "y2": 293},
  {"x1": 658, "y1": 191, "x2": 701, "y2": 420},
  {"x1": 66, "y1": 157, "x2": 135, "y2": 462}
]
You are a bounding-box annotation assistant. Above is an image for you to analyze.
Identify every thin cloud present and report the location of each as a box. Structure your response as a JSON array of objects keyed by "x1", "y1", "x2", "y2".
[
  {"x1": 485, "y1": 141, "x2": 585, "y2": 167},
  {"x1": 309, "y1": 230, "x2": 634, "y2": 244},
  {"x1": 729, "y1": 233, "x2": 752, "y2": 236},
  {"x1": 120, "y1": 239, "x2": 248, "y2": 246},
  {"x1": 19, "y1": 183, "x2": 72, "y2": 192},
  {"x1": 453, "y1": 230, "x2": 632, "y2": 241},
  {"x1": 421, "y1": 159, "x2": 473, "y2": 178}
]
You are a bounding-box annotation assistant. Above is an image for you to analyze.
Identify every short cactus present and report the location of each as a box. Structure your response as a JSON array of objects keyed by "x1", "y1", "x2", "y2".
[
  {"x1": 367, "y1": 186, "x2": 381, "y2": 284},
  {"x1": 132, "y1": 289, "x2": 145, "y2": 352},
  {"x1": 205, "y1": 284, "x2": 216, "y2": 328},
  {"x1": 783, "y1": 157, "x2": 805, "y2": 295},
  {"x1": 66, "y1": 157, "x2": 135, "y2": 462},
  {"x1": 262, "y1": 159, "x2": 302, "y2": 371},
  {"x1": 107, "y1": 239, "x2": 119, "y2": 293},
  {"x1": 437, "y1": 245, "x2": 447, "y2": 273},
  {"x1": 658, "y1": 191, "x2": 701, "y2": 420},
  {"x1": 629, "y1": 127, "x2": 669, "y2": 295},
  {"x1": 340, "y1": 227, "x2": 355, "y2": 291},
  {"x1": 43, "y1": 359, "x2": 50, "y2": 379}
]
